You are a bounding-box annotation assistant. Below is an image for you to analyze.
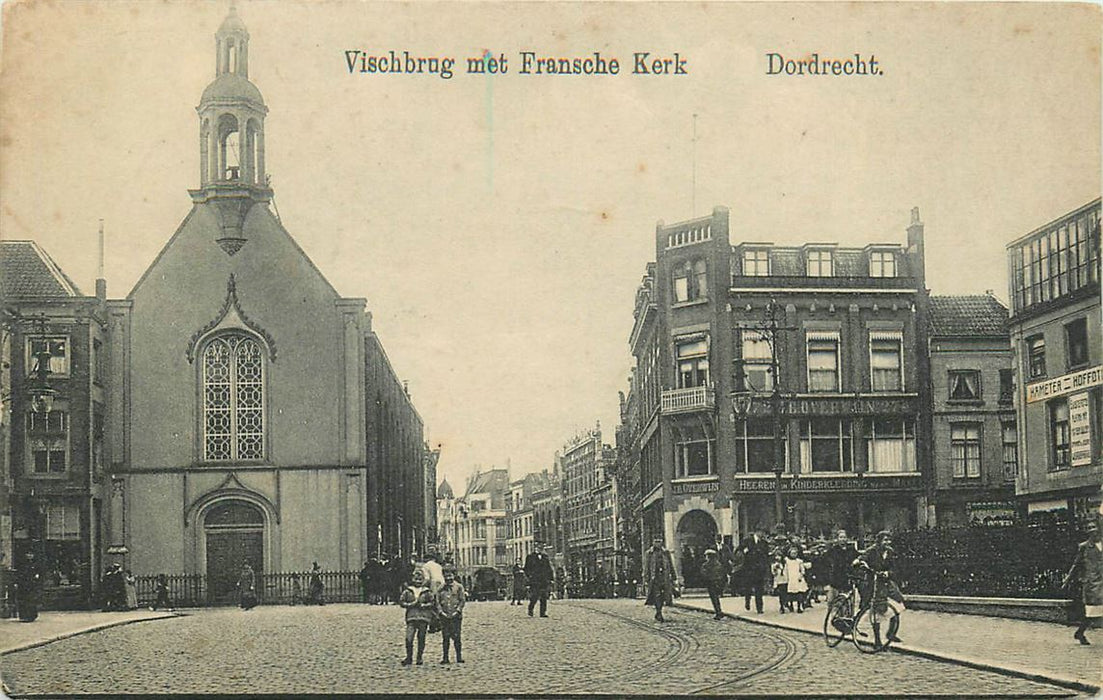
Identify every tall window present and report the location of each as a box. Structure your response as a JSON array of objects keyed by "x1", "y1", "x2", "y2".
[
  {"x1": 800, "y1": 418, "x2": 854, "y2": 473},
  {"x1": 807, "y1": 332, "x2": 840, "y2": 392},
  {"x1": 950, "y1": 423, "x2": 981, "y2": 478},
  {"x1": 1010, "y1": 210, "x2": 1100, "y2": 313},
  {"x1": 1027, "y1": 336, "x2": 1046, "y2": 379},
  {"x1": 26, "y1": 337, "x2": 69, "y2": 377},
  {"x1": 1049, "y1": 398, "x2": 1070, "y2": 470},
  {"x1": 1001, "y1": 423, "x2": 1018, "y2": 482},
  {"x1": 675, "y1": 438, "x2": 714, "y2": 477},
  {"x1": 998, "y1": 368, "x2": 1014, "y2": 404},
  {"x1": 807, "y1": 250, "x2": 834, "y2": 277},
  {"x1": 676, "y1": 337, "x2": 709, "y2": 388},
  {"x1": 870, "y1": 332, "x2": 903, "y2": 392},
  {"x1": 741, "y1": 331, "x2": 774, "y2": 391},
  {"x1": 672, "y1": 260, "x2": 707, "y2": 303},
  {"x1": 948, "y1": 370, "x2": 981, "y2": 401},
  {"x1": 1065, "y1": 318, "x2": 1089, "y2": 368},
  {"x1": 203, "y1": 333, "x2": 265, "y2": 461},
  {"x1": 743, "y1": 249, "x2": 770, "y2": 276},
  {"x1": 865, "y1": 418, "x2": 917, "y2": 473},
  {"x1": 26, "y1": 409, "x2": 68, "y2": 474},
  {"x1": 732, "y1": 418, "x2": 779, "y2": 473},
  {"x1": 869, "y1": 251, "x2": 897, "y2": 278}
]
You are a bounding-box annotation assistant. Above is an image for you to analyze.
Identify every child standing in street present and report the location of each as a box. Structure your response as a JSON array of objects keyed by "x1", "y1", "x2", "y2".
[
  {"x1": 784, "y1": 547, "x2": 809, "y2": 613},
  {"x1": 399, "y1": 568, "x2": 435, "y2": 665},
  {"x1": 436, "y1": 567, "x2": 466, "y2": 663},
  {"x1": 771, "y1": 552, "x2": 789, "y2": 613}
]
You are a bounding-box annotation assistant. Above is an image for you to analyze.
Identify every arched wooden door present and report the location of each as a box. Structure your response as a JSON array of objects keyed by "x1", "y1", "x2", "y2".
[{"x1": 204, "y1": 500, "x2": 264, "y2": 603}]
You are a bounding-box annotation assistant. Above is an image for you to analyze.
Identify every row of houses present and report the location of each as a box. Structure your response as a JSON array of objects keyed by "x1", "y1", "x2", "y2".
[
  {"x1": 0, "y1": 9, "x2": 436, "y2": 610},
  {"x1": 614, "y1": 199, "x2": 1100, "y2": 584}
]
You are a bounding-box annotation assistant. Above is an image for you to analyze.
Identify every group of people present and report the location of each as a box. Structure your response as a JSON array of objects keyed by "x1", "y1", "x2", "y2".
[
  {"x1": 101, "y1": 563, "x2": 139, "y2": 612},
  {"x1": 359, "y1": 555, "x2": 417, "y2": 605},
  {"x1": 397, "y1": 546, "x2": 466, "y2": 665}
]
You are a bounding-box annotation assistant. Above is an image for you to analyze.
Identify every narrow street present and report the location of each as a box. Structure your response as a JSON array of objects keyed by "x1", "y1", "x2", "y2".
[{"x1": 1, "y1": 600, "x2": 1079, "y2": 696}]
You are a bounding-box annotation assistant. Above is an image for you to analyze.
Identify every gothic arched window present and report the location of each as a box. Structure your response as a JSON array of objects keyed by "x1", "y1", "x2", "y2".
[{"x1": 202, "y1": 333, "x2": 265, "y2": 461}]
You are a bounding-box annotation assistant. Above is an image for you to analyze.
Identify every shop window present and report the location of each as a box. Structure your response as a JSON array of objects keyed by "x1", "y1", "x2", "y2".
[
  {"x1": 732, "y1": 419, "x2": 777, "y2": 473},
  {"x1": 26, "y1": 409, "x2": 68, "y2": 474},
  {"x1": 951, "y1": 423, "x2": 982, "y2": 478},
  {"x1": 1065, "y1": 318, "x2": 1089, "y2": 369},
  {"x1": 948, "y1": 370, "x2": 981, "y2": 401},
  {"x1": 1049, "y1": 398, "x2": 1070, "y2": 470},
  {"x1": 741, "y1": 331, "x2": 774, "y2": 391},
  {"x1": 675, "y1": 439, "x2": 714, "y2": 477},
  {"x1": 865, "y1": 418, "x2": 917, "y2": 473},
  {"x1": 807, "y1": 332, "x2": 840, "y2": 392},
  {"x1": 676, "y1": 337, "x2": 710, "y2": 389},
  {"x1": 26, "y1": 337, "x2": 69, "y2": 377},
  {"x1": 743, "y1": 249, "x2": 770, "y2": 276},
  {"x1": 1001, "y1": 423, "x2": 1018, "y2": 482},
  {"x1": 800, "y1": 418, "x2": 854, "y2": 473},
  {"x1": 870, "y1": 332, "x2": 903, "y2": 392},
  {"x1": 1027, "y1": 335, "x2": 1046, "y2": 379}
]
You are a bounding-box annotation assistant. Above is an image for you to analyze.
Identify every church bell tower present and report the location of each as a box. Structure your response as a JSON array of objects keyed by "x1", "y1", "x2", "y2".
[{"x1": 189, "y1": 7, "x2": 272, "y2": 256}]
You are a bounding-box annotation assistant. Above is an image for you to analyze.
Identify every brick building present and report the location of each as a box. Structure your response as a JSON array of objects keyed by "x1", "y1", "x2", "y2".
[
  {"x1": 560, "y1": 424, "x2": 616, "y2": 583},
  {"x1": 1006, "y1": 198, "x2": 1101, "y2": 523},
  {"x1": 928, "y1": 295, "x2": 1017, "y2": 526},
  {"x1": 2, "y1": 240, "x2": 110, "y2": 608},
  {"x1": 630, "y1": 205, "x2": 933, "y2": 583}
]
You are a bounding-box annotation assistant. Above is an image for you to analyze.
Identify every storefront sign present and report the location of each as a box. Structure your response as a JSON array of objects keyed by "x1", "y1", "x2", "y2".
[
  {"x1": 672, "y1": 480, "x2": 720, "y2": 495},
  {"x1": 1069, "y1": 391, "x2": 1093, "y2": 467},
  {"x1": 743, "y1": 396, "x2": 915, "y2": 417},
  {"x1": 1026, "y1": 364, "x2": 1103, "y2": 403},
  {"x1": 966, "y1": 500, "x2": 1017, "y2": 526},
  {"x1": 731, "y1": 474, "x2": 921, "y2": 493}
]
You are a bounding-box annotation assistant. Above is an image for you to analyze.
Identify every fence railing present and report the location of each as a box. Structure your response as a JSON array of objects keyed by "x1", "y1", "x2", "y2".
[{"x1": 133, "y1": 570, "x2": 366, "y2": 607}]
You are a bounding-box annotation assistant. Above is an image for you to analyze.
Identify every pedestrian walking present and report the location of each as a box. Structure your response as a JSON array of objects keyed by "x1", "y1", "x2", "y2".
[
  {"x1": 1063, "y1": 520, "x2": 1103, "y2": 645},
  {"x1": 237, "y1": 562, "x2": 258, "y2": 610},
  {"x1": 399, "y1": 568, "x2": 435, "y2": 666},
  {"x1": 783, "y1": 547, "x2": 809, "y2": 613},
  {"x1": 125, "y1": 570, "x2": 139, "y2": 610},
  {"x1": 740, "y1": 530, "x2": 769, "y2": 614},
  {"x1": 308, "y1": 562, "x2": 325, "y2": 605},
  {"x1": 771, "y1": 552, "x2": 790, "y2": 613},
  {"x1": 524, "y1": 543, "x2": 555, "y2": 617},
  {"x1": 359, "y1": 561, "x2": 372, "y2": 603},
  {"x1": 436, "y1": 567, "x2": 466, "y2": 664},
  {"x1": 102, "y1": 563, "x2": 125, "y2": 611},
  {"x1": 510, "y1": 560, "x2": 527, "y2": 605},
  {"x1": 700, "y1": 549, "x2": 728, "y2": 620},
  {"x1": 644, "y1": 536, "x2": 677, "y2": 622},
  {"x1": 290, "y1": 573, "x2": 303, "y2": 605},
  {"x1": 152, "y1": 573, "x2": 172, "y2": 611},
  {"x1": 15, "y1": 552, "x2": 41, "y2": 622}
]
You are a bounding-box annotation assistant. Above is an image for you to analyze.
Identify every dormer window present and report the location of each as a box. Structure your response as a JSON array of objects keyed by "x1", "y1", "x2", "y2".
[
  {"x1": 743, "y1": 249, "x2": 770, "y2": 276},
  {"x1": 807, "y1": 249, "x2": 834, "y2": 277},
  {"x1": 869, "y1": 250, "x2": 897, "y2": 278}
]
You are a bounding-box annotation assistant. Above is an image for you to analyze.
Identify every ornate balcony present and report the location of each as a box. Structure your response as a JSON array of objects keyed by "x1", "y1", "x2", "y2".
[{"x1": 661, "y1": 385, "x2": 715, "y2": 414}]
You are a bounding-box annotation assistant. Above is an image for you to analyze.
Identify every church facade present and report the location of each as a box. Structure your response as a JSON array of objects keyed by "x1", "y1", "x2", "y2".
[{"x1": 102, "y1": 10, "x2": 430, "y2": 600}]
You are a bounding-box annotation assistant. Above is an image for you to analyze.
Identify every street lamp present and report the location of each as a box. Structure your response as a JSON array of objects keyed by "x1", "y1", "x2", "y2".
[{"x1": 731, "y1": 298, "x2": 791, "y2": 530}]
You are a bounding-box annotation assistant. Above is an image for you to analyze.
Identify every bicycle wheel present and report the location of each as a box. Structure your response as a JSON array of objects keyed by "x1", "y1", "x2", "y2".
[
  {"x1": 823, "y1": 595, "x2": 852, "y2": 647},
  {"x1": 850, "y1": 606, "x2": 883, "y2": 654}
]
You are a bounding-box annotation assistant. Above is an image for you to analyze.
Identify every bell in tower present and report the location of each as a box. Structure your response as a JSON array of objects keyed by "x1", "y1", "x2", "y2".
[{"x1": 190, "y1": 6, "x2": 272, "y2": 256}]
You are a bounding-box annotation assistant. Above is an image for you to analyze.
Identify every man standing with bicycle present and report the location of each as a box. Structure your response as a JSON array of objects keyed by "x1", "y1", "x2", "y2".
[
  {"x1": 823, "y1": 529, "x2": 859, "y2": 604},
  {"x1": 855, "y1": 530, "x2": 905, "y2": 644}
]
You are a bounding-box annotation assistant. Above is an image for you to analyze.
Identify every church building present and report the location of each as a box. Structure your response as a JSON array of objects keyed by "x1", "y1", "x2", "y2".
[{"x1": 103, "y1": 9, "x2": 430, "y2": 601}]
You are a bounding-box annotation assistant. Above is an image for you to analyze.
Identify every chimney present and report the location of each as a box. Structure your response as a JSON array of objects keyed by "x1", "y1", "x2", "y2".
[
  {"x1": 95, "y1": 219, "x2": 107, "y2": 301},
  {"x1": 906, "y1": 206, "x2": 925, "y2": 286}
]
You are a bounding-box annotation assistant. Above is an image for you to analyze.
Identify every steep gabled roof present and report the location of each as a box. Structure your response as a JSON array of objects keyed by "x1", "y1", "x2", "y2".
[
  {"x1": 1, "y1": 240, "x2": 83, "y2": 299},
  {"x1": 930, "y1": 295, "x2": 1009, "y2": 337},
  {"x1": 437, "y1": 478, "x2": 454, "y2": 499}
]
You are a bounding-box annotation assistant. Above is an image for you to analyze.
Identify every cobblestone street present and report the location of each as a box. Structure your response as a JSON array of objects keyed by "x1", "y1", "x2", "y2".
[{"x1": 0, "y1": 599, "x2": 1081, "y2": 696}]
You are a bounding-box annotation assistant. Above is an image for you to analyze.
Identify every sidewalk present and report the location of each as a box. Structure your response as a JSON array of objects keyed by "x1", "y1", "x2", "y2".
[
  {"x1": 1, "y1": 608, "x2": 179, "y2": 655},
  {"x1": 676, "y1": 594, "x2": 1102, "y2": 693}
]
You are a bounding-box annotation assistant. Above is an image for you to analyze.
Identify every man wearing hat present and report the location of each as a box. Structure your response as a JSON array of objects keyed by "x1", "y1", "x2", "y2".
[
  {"x1": 1063, "y1": 519, "x2": 1103, "y2": 645},
  {"x1": 524, "y1": 542, "x2": 555, "y2": 618},
  {"x1": 699, "y1": 548, "x2": 729, "y2": 620}
]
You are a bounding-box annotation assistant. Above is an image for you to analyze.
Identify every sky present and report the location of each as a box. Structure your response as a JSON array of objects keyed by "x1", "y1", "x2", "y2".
[{"x1": 1, "y1": 1, "x2": 1099, "y2": 492}]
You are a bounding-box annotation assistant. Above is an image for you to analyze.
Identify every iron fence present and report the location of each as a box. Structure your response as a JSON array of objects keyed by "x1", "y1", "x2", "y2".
[{"x1": 134, "y1": 570, "x2": 365, "y2": 607}]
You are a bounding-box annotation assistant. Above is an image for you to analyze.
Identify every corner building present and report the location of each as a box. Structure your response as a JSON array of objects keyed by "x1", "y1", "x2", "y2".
[
  {"x1": 104, "y1": 10, "x2": 427, "y2": 600},
  {"x1": 631, "y1": 206, "x2": 932, "y2": 582},
  {"x1": 1006, "y1": 198, "x2": 1101, "y2": 522}
]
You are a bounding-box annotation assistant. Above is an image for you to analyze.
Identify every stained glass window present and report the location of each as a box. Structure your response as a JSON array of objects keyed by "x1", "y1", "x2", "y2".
[{"x1": 203, "y1": 334, "x2": 265, "y2": 461}]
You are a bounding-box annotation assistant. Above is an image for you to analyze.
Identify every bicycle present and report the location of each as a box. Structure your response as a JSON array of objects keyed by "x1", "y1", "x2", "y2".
[
  {"x1": 849, "y1": 566, "x2": 901, "y2": 654},
  {"x1": 822, "y1": 573, "x2": 863, "y2": 647}
]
